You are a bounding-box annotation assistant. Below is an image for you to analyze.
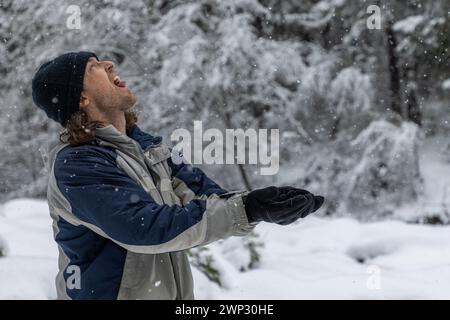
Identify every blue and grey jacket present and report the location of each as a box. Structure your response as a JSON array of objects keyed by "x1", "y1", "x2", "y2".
[{"x1": 45, "y1": 124, "x2": 256, "y2": 300}]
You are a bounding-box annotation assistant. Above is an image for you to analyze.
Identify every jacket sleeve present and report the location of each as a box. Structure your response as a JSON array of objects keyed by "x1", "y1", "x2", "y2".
[
  {"x1": 167, "y1": 149, "x2": 234, "y2": 205},
  {"x1": 51, "y1": 146, "x2": 255, "y2": 254}
]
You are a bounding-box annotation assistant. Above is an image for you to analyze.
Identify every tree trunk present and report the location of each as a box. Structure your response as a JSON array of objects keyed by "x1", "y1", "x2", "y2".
[
  {"x1": 237, "y1": 163, "x2": 252, "y2": 191},
  {"x1": 386, "y1": 21, "x2": 422, "y2": 126},
  {"x1": 224, "y1": 113, "x2": 253, "y2": 191},
  {"x1": 386, "y1": 23, "x2": 404, "y2": 119}
]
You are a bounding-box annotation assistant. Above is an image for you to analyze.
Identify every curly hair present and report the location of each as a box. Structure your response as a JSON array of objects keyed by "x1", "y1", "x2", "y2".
[{"x1": 60, "y1": 110, "x2": 138, "y2": 145}]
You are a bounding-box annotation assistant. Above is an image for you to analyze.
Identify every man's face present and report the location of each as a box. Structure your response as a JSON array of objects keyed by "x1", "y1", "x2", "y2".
[{"x1": 81, "y1": 57, "x2": 137, "y2": 113}]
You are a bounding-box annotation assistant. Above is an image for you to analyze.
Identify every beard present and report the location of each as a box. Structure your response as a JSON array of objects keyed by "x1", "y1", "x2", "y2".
[{"x1": 96, "y1": 87, "x2": 137, "y2": 113}]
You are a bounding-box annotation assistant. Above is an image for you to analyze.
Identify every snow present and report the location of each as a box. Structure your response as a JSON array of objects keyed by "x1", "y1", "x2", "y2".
[
  {"x1": 442, "y1": 79, "x2": 450, "y2": 90},
  {"x1": 393, "y1": 15, "x2": 425, "y2": 33},
  {"x1": 343, "y1": 120, "x2": 421, "y2": 218},
  {"x1": 0, "y1": 199, "x2": 57, "y2": 299},
  {"x1": 394, "y1": 137, "x2": 450, "y2": 223},
  {"x1": 195, "y1": 218, "x2": 450, "y2": 299},
  {"x1": 1, "y1": 198, "x2": 450, "y2": 299}
]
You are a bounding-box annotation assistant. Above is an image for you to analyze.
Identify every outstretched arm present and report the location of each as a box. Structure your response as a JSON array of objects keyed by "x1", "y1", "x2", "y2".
[{"x1": 50, "y1": 146, "x2": 255, "y2": 255}]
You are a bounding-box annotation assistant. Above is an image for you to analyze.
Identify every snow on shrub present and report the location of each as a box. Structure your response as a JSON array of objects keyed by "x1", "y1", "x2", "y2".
[
  {"x1": 0, "y1": 235, "x2": 8, "y2": 258},
  {"x1": 299, "y1": 120, "x2": 422, "y2": 220},
  {"x1": 343, "y1": 120, "x2": 422, "y2": 219},
  {"x1": 188, "y1": 231, "x2": 263, "y2": 287}
]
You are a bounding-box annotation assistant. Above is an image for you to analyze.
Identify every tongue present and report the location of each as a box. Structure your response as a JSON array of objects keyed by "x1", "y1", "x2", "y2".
[{"x1": 118, "y1": 80, "x2": 127, "y2": 88}]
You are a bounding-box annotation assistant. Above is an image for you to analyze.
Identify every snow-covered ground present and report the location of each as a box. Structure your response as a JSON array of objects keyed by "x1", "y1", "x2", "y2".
[
  {"x1": 0, "y1": 199, "x2": 58, "y2": 299},
  {"x1": 1, "y1": 198, "x2": 450, "y2": 300},
  {"x1": 196, "y1": 218, "x2": 450, "y2": 299}
]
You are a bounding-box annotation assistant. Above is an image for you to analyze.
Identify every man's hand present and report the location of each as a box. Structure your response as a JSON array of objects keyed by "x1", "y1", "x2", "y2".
[{"x1": 244, "y1": 186, "x2": 324, "y2": 225}]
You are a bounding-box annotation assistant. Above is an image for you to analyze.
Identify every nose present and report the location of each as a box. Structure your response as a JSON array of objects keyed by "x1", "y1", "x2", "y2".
[{"x1": 104, "y1": 61, "x2": 115, "y2": 72}]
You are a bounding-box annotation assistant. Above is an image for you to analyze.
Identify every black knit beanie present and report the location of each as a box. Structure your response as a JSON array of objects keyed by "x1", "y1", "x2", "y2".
[{"x1": 31, "y1": 51, "x2": 98, "y2": 127}]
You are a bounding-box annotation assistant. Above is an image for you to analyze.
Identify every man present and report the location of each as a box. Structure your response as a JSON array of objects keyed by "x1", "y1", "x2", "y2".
[{"x1": 32, "y1": 51, "x2": 324, "y2": 300}]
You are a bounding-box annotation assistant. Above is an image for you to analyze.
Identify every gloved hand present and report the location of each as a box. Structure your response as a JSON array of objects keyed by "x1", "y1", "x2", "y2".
[{"x1": 243, "y1": 186, "x2": 324, "y2": 225}]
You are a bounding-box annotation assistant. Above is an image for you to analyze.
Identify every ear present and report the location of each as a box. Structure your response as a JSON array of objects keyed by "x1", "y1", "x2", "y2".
[{"x1": 79, "y1": 91, "x2": 90, "y2": 110}]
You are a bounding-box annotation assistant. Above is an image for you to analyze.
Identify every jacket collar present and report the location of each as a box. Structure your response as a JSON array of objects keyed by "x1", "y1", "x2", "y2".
[
  {"x1": 95, "y1": 124, "x2": 162, "y2": 152},
  {"x1": 127, "y1": 125, "x2": 163, "y2": 150}
]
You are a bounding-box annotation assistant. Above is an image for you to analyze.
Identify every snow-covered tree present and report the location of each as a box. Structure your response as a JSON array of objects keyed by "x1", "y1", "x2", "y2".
[
  {"x1": 344, "y1": 120, "x2": 422, "y2": 219},
  {"x1": 1, "y1": 0, "x2": 448, "y2": 218}
]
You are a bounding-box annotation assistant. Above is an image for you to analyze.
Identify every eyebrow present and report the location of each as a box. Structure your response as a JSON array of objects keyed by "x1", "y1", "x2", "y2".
[{"x1": 87, "y1": 57, "x2": 97, "y2": 72}]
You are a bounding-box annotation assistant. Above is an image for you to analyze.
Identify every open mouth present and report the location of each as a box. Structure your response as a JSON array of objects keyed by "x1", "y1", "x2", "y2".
[{"x1": 113, "y1": 75, "x2": 127, "y2": 88}]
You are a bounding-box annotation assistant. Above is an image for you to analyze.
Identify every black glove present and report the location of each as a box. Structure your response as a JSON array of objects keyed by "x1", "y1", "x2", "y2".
[
  {"x1": 276, "y1": 186, "x2": 324, "y2": 213},
  {"x1": 244, "y1": 186, "x2": 324, "y2": 225},
  {"x1": 275, "y1": 187, "x2": 324, "y2": 225}
]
